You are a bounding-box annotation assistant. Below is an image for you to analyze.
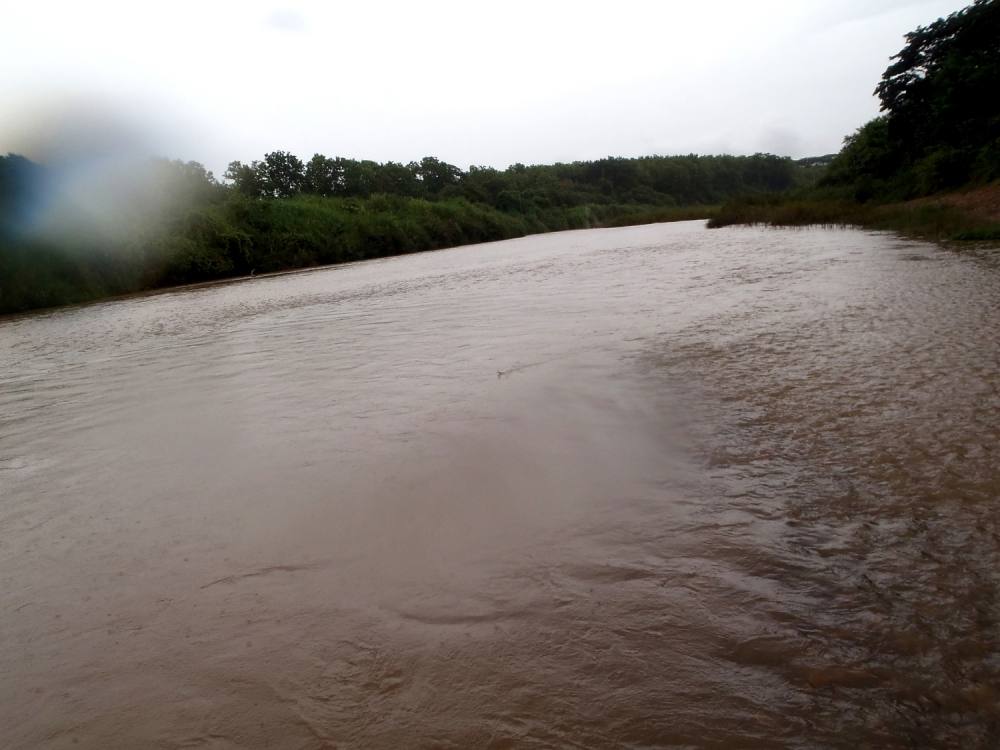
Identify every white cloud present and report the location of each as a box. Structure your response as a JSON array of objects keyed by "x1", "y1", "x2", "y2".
[{"x1": 0, "y1": 0, "x2": 972, "y2": 173}]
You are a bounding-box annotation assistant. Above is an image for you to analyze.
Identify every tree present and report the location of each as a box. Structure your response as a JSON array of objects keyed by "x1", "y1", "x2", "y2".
[
  {"x1": 414, "y1": 156, "x2": 461, "y2": 195},
  {"x1": 814, "y1": 0, "x2": 1000, "y2": 197},
  {"x1": 875, "y1": 0, "x2": 1000, "y2": 170},
  {"x1": 338, "y1": 158, "x2": 377, "y2": 197},
  {"x1": 303, "y1": 154, "x2": 341, "y2": 196},
  {"x1": 224, "y1": 160, "x2": 263, "y2": 197},
  {"x1": 147, "y1": 159, "x2": 221, "y2": 210},
  {"x1": 258, "y1": 151, "x2": 305, "y2": 198},
  {"x1": 226, "y1": 153, "x2": 306, "y2": 198},
  {"x1": 820, "y1": 118, "x2": 901, "y2": 199},
  {"x1": 373, "y1": 161, "x2": 421, "y2": 196}
]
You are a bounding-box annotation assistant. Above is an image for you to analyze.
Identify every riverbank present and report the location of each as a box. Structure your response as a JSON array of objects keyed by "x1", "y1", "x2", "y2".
[
  {"x1": 0, "y1": 197, "x2": 715, "y2": 316},
  {"x1": 708, "y1": 183, "x2": 1000, "y2": 241}
]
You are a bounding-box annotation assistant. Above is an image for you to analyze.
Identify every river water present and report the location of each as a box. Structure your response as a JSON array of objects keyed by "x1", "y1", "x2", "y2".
[{"x1": 2, "y1": 221, "x2": 999, "y2": 748}]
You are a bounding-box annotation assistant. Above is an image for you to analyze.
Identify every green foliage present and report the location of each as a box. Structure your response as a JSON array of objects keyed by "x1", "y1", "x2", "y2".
[
  {"x1": 224, "y1": 160, "x2": 263, "y2": 197},
  {"x1": 876, "y1": 0, "x2": 1000, "y2": 160},
  {"x1": 223, "y1": 150, "x2": 800, "y2": 207},
  {"x1": 500, "y1": 153, "x2": 799, "y2": 207},
  {"x1": 821, "y1": 0, "x2": 999, "y2": 199},
  {"x1": 224, "y1": 151, "x2": 306, "y2": 198},
  {"x1": 821, "y1": 118, "x2": 898, "y2": 199}
]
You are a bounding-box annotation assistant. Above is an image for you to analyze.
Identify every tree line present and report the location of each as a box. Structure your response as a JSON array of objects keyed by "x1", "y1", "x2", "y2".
[{"x1": 223, "y1": 152, "x2": 803, "y2": 207}]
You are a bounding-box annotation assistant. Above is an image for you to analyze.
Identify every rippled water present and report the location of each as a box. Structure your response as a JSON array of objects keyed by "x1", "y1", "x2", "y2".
[{"x1": 2, "y1": 221, "x2": 999, "y2": 748}]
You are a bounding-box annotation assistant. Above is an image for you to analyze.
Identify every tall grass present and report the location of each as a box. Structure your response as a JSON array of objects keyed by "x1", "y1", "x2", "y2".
[
  {"x1": 708, "y1": 193, "x2": 1000, "y2": 241},
  {"x1": 0, "y1": 194, "x2": 712, "y2": 314}
]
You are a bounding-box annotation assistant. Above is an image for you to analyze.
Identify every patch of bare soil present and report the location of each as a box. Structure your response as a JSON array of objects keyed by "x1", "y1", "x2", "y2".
[{"x1": 917, "y1": 183, "x2": 1000, "y2": 222}]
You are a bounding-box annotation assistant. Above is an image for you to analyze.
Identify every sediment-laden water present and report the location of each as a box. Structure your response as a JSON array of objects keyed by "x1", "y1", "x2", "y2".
[{"x1": 2, "y1": 221, "x2": 998, "y2": 747}]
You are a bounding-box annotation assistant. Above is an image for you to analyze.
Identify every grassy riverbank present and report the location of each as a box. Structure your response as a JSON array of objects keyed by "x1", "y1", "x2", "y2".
[
  {"x1": 708, "y1": 183, "x2": 1000, "y2": 241},
  {"x1": 152, "y1": 195, "x2": 717, "y2": 287},
  {"x1": 0, "y1": 193, "x2": 716, "y2": 315}
]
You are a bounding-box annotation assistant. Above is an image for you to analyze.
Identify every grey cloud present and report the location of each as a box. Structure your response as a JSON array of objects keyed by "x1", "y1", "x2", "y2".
[{"x1": 756, "y1": 127, "x2": 805, "y2": 157}]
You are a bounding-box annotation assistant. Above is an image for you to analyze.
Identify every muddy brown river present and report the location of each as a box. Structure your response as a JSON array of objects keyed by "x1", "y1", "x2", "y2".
[{"x1": 2, "y1": 221, "x2": 999, "y2": 748}]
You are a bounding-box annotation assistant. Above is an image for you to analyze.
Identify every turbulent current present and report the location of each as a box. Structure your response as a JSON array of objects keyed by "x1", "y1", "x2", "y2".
[{"x1": 2, "y1": 221, "x2": 999, "y2": 748}]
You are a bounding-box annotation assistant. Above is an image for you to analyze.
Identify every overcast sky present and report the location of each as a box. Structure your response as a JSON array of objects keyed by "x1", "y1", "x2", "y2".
[{"x1": 1, "y1": 0, "x2": 971, "y2": 174}]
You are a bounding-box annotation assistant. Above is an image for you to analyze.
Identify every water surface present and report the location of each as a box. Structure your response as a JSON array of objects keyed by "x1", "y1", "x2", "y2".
[{"x1": 2, "y1": 221, "x2": 999, "y2": 747}]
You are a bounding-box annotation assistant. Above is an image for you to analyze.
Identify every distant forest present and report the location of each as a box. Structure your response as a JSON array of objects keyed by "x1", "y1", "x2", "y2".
[
  {"x1": 0, "y1": 151, "x2": 818, "y2": 313},
  {"x1": 222, "y1": 152, "x2": 804, "y2": 206}
]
